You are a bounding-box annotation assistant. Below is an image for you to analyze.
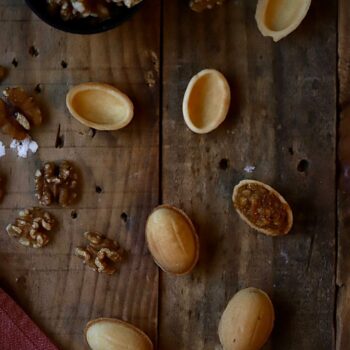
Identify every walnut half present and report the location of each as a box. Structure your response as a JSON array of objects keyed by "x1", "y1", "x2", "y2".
[
  {"x1": 6, "y1": 208, "x2": 56, "y2": 248},
  {"x1": 35, "y1": 161, "x2": 79, "y2": 207},
  {"x1": 75, "y1": 231, "x2": 123, "y2": 275}
]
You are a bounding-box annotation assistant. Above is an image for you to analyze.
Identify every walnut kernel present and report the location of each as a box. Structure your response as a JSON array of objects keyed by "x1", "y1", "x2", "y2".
[
  {"x1": 0, "y1": 87, "x2": 42, "y2": 140},
  {"x1": 6, "y1": 208, "x2": 55, "y2": 248},
  {"x1": 4, "y1": 87, "x2": 42, "y2": 126},
  {"x1": 75, "y1": 232, "x2": 123, "y2": 275},
  {"x1": 0, "y1": 99, "x2": 27, "y2": 140},
  {"x1": 35, "y1": 161, "x2": 79, "y2": 207}
]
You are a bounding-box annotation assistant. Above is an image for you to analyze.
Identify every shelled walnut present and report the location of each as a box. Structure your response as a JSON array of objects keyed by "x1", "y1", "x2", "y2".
[
  {"x1": 6, "y1": 208, "x2": 55, "y2": 248},
  {"x1": 189, "y1": 0, "x2": 225, "y2": 12},
  {"x1": 75, "y1": 231, "x2": 123, "y2": 275},
  {"x1": 35, "y1": 161, "x2": 79, "y2": 207},
  {"x1": 0, "y1": 87, "x2": 42, "y2": 140}
]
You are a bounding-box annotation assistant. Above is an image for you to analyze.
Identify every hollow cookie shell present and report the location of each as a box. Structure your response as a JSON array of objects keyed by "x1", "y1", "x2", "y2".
[
  {"x1": 232, "y1": 180, "x2": 293, "y2": 236},
  {"x1": 146, "y1": 205, "x2": 199, "y2": 275},
  {"x1": 218, "y1": 288, "x2": 275, "y2": 350},
  {"x1": 255, "y1": 0, "x2": 312, "y2": 42},
  {"x1": 183, "y1": 69, "x2": 230, "y2": 134},
  {"x1": 85, "y1": 318, "x2": 153, "y2": 350},
  {"x1": 66, "y1": 82, "x2": 134, "y2": 131}
]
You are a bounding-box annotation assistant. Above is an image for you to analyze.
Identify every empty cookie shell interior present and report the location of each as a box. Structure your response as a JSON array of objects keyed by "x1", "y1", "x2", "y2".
[
  {"x1": 255, "y1": 0, "x2": 312, "y2": 42},
  {"x1": 183, "y1": 69, "x2": 230, "y2": 134},
  {"x1": 66, "y1": 83, "x2": 134, "y2": 131}
]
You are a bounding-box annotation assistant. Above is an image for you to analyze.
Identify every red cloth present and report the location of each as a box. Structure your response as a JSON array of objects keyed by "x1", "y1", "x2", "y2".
[{"x1": 0, "y1": 288, "x2": 58, "y2": 350}]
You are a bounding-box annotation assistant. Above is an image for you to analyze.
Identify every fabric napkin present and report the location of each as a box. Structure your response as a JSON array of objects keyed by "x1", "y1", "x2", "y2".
[{"x1": 0, "y1": 288, "x2": 58, "y2": 350}]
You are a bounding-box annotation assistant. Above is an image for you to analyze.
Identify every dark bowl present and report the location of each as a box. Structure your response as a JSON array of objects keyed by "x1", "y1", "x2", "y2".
[{"x1": 25, "y1": 0, "x2": 142, "y2": 34}]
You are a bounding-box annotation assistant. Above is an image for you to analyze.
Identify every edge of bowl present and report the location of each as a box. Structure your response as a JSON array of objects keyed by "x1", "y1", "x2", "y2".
[{"x1": 25, "y1": 0, "x2": 143, "y2": 34}]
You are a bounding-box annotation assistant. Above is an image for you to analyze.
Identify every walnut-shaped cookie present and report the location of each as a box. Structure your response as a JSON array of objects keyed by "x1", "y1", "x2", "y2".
[{"x1": 232, "y1": 180, "x2": 293, "y2": 236}]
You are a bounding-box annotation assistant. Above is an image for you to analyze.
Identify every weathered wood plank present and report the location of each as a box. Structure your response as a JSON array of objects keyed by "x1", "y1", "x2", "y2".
[
  {"x1": 337, "y1": 0, "x2": 350, "y2": 348},
  {"x1": 0, "y1": 1, "x2": 160, "y2": 349},
  {"x1": 161, "y1": 1, "x2": 337, "y2": 349}
]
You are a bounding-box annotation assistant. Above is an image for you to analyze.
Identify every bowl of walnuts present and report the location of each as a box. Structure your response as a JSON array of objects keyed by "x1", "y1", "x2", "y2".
[{"x1": 25, "y1": 0, "x2": 143, "y2": 34}]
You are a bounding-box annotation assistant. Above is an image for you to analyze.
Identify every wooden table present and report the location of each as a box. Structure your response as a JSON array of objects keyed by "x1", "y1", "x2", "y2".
[{"x1": 0, "y1": 0, "x2": 347, "y2": 349}]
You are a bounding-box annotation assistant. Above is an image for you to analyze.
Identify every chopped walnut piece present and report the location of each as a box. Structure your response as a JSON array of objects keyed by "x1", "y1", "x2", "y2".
[
  {"x1": 35, "y1": 161, "x2": 79, "y2": 207},
  {"x1": 189, "y1": 0, "x2": 225, "y2": 12},
  {"x1": 75, "y1": 231, "x2": 123, "y2": 275},
  {"x1": 6, "y1": 208, "x2": 55, "y2": 248},
  {"x1": 15, "y1": 112, "x2": 30, "y2": 130}
]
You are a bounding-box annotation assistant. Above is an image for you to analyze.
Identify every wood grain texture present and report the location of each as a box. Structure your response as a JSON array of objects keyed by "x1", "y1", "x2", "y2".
[
  {"x1": 0, "y1": 1, "x2": 160, "y2": 349},
  {"x1": 161, "y1": 1, "x2": 337, "y2": 349},
  {"x1": 337, "y1": 0, "x2": 350, "y2": 349}
]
